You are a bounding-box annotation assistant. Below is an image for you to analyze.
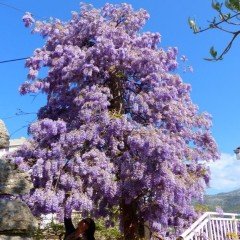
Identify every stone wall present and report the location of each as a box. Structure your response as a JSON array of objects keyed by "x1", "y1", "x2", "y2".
[{"x1": 0, "y1": 120, "x2": 37, "y2": 239}]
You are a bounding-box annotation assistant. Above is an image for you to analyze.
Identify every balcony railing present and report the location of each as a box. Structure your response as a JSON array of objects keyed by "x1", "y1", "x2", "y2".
[{"x1": 180, "y1": 212, "x2": 240, "y2": 240}]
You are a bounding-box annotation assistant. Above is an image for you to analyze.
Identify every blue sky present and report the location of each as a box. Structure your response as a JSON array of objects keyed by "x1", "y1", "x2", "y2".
[{"x1": 0, "y1": 0, "x2": 240, "y2": 194}]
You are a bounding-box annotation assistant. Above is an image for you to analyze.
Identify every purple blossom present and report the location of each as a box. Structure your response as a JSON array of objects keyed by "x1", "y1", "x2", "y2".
[
  {"x1": 180, "y1": 55, "x2": 188, "y2": 62},
  {"x1": 11, "y1": 2, "x2": 219, "y2": 237},
  {"x1": 188, "y1": 65, "x2": 194, "y2": 72},
  {"x1": 22, "y1": 12, "x2": 35, "y2": 27}
]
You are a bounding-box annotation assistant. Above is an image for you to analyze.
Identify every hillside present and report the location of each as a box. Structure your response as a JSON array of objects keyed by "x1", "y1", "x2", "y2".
[{"x1": 203, "y1": 188, "x2": 240, "y2": 213}]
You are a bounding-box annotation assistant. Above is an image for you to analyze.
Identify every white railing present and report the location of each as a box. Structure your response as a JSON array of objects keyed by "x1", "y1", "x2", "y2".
[{"x1": 180, "y1": 212, "x2": 240, "y2": 240}]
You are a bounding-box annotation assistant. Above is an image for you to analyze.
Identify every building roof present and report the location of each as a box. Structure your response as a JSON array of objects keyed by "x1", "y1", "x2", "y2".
[{"x1": 9, "y1": 137, "x2": 26, "y2": 147}]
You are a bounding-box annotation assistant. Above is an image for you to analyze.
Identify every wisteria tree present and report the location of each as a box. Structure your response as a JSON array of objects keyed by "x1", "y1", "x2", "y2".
[{"x1": 12, "y1": 3, "x2": 219, "y2": 239}]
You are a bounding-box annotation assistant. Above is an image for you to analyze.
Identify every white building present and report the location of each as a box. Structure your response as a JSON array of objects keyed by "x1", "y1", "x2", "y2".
[{"x1": 0, "y1": 137, "x2": 26, "y2": 158}]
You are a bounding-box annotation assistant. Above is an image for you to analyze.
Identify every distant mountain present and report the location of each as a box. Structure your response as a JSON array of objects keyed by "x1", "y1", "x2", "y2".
[{"x1": 203, "y1": 188, "x2": 240, "y2": 213}]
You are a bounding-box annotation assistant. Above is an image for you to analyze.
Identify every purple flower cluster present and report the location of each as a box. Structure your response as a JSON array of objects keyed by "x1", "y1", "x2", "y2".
[
  {"x1": 22, "y1": 12, "x2": 35, "y2": 27},
  {"x1": 12, "y1": 2, "x2": 219, "y2": 236}
]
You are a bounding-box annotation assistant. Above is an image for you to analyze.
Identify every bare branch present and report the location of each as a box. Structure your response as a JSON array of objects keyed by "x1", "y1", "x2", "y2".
[
  {"x1": 214, "y1": 24, "x2": 236, "y2": 33},
  {"x1": 195, "y1": 12, "x2": 240, "y2": 34},
  {"x1": 219, "y1": 10, "x2": 240, "y2": 25},
  {"x1": 204, "y1": 30, "x2": 240, "y2": 61}
]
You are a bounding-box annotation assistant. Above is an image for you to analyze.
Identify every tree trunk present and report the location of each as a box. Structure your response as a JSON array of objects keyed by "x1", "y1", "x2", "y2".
[
  {"x1": 120, "y1": 201, "x2": 145, "y2": 240},
  {"x1": 108, "y1": 74, "x2": 145, "y2": 239},
  {"x1": 108, "y1": 73, "x2": 124, "y2": 114},
  {"x1": 108, "y1": 72, "x2": 144, "y2": 240},
  {"x1": 120, "y1": 201, "x2": 138, "y2": 240}
]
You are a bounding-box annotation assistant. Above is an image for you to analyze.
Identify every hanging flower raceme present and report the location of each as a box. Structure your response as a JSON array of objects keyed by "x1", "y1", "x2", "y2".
[{"x1": 12, "y1": 2, "x2": 219, "y2": 238}]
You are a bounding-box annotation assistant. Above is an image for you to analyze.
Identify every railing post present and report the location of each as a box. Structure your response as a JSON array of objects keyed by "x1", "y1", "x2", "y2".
[
  {"x1": 232, "y1": 215, "x2": 238, "y2": 236},
  {"x1": 207, "y1": 213, "x2": 213, "y2": 240}
]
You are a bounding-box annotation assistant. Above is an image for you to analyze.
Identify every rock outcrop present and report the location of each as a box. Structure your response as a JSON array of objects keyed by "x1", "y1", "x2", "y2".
[
  {"x1": 0, "y1": 199, "x2": 37, "y2": 232},
  {"x1": 0, "y1": 159, "x2": 32, "y2": 195},
  {"x1": 0, "y1": 120, "x2": 37, "y2": 239},
  {"x1": 0, "y1": 120, "x2": 9, "y2": 149}
]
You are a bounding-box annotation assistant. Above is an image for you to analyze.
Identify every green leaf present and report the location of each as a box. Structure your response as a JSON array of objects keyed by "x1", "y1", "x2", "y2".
[
  {"x1": 225, "y1": 0, "x2": 240, "y2": 11},
  {"x1": 225, "y1": 1, "x2": 232, "y2": 9},
  {"x1": 230, "y1": 0, "x2": 240, "y2": 10},
  {"x1": 210, "y1": 46, "x2": 218, "y2": 58},
  {"x1": 188, "y1": 18, "x2": 199, "y2": 33},
  {"x1": 212, "y1": 0, "x2": 222, "y2": 11},
  {"x1": 221, "y1": 13, "x2": 231, "y2": 20},
  {"x1": 188, "y1": 18, "x2": 195, "y2": 28}
]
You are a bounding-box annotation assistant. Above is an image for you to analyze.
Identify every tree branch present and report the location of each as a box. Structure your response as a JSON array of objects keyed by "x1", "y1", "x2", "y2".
[
  {"x1": 204, "y1": 30, "x2": 240, "y2": 60},
  {"x1": 213, "y1": 24, "x2": 235, "y2": 33},
  {"x1": 195, "y1": 12, "x2": 240, "y2": 34},
  {"x1": 219, "y1": 10, "x2": 240, "y2": 25}
]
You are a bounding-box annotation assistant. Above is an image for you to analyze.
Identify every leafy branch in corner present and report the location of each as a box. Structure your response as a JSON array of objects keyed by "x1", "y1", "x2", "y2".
[{"x1": 188, "y1": 0, "x2": 240, "y2": 61}]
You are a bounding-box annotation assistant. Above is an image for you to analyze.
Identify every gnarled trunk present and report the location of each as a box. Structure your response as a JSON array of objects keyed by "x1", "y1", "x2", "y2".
[
  {"x1": 108, "y1": 75, "x2": 145, "y2": 240},
  {"x1": 108, "y1": 74, "x2": 124, "y2": 114},
  {"x1": 120, "y1": 201, "x2": 145, "y2": 240}
]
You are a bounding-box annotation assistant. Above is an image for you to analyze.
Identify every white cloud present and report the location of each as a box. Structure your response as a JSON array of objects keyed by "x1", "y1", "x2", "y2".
[{"x1": 207, "y1": 153, "x2": 240, "y2": 195}]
